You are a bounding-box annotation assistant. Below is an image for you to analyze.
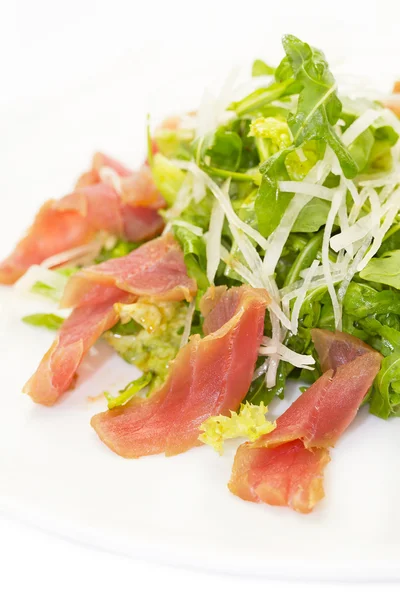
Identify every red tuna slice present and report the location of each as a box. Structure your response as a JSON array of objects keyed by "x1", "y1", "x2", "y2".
[
  {"x1": 120, "y1": 165, "x2": 166, "y2": 210},
  {"x1": 231, "y1": 440, "x2": 330, "y2": 512},
  {"x1": 311, "y1": 328, "x2": 377, "y2": 373},
  {"x1": 90, "y1": 286, "x2": 270, "y2": 458},
  {"x1": 229, "y1": 336, "x2": 382, "y2": 513},
  {"x1": 0, "y1": 183, "x2": 163, "y2": 285},
  {"x1": 60, "y1": 233, "x2": 197, "y2": 308},
  {"x1": 0, "y1": 201, "x2": 92, "y2": 285},
  {"x1": 23, "y1": 289, "x2": 130, "y2": 406},
  {"x1": 75, "y1": 152, "x2": 133, "y2": 188}
]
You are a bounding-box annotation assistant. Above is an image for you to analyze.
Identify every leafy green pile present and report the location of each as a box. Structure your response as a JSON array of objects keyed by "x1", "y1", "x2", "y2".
[{"x1": 149, "y1": 34, "x2": 400, "y2": 419}]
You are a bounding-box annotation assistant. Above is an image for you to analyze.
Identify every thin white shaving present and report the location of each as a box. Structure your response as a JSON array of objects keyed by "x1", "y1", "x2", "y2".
[
  {"x1": 180, "y1": 299, "x2": 196, "y2": 348},
  {"x1": 262, "y1": 157, "x2": 332, "y2": 277},
  {"x1": 278, "y1": 181, "x2": 335, "y2": 201},
  {"x1": 40, "y1": 238, "x2": 106, "y2": 270},
  {"x1": 322, "y1": 185, "x2": 345, "y2": 329},
  {"x1": 290, "y1": 259, "x2": 320, "y2": 335},
  {"x1": 171, "y1": 160, "x2": 268, "y2": 250},
  {"x1": 259, "y1": 336, "x2": 315, "y2": 370},
  {"x1": 357, "y1": 203, "x2": 400, "y2": 272},
  {"x1": 337, "y1": 235, "x2": 372, "y2": 304},
  {"x1": 341, "y1": 109, "x2": 381, "y2": 146},
  {"x1": 171, "y1": 220, "x2": 203, "y2": 236},
  {"x1": 206, "y1": 200, "x2": 225, "y2": 284}
]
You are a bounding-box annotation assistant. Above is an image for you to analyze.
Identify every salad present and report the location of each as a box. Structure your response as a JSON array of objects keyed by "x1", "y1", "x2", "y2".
[{"x1": 3, "y1": 34, "x2": 400, "y2": 513}]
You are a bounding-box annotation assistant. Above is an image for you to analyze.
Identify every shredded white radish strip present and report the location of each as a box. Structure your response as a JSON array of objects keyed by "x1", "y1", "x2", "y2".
[
  {"x1": 337, "y1": 235, "x2": 372, "y2": 304},
  {"x1": 206, "y1": 200, "x2": 225, "y2": 284},
  {"x1": 40, "y1": 239, "x2": 106, "y2": 270},
  {"x1": 338, "y1": 200, "x2": 353, "y2": 257},
  {"x1": 219, "y1": 245, "x2": 291, "y2": 330},
  {"x1": 341, "y1": 109, "x2": 381, "y2": 146},
  {"x1": 171, "y1": 160, "x2": 268, "y2": 250},
  {"x1": 290, "y1": 259, "x2": 320, "y2": 335},
  {"x1": 259, "y1": 337, "x2": 315, "y2": 370},
  {"x1": 192, "y1": 176, "x2": 206, "y2": 203},
  {"x1": 263, "y1": 158, "x2": 332, "y2": 277},
  {"x1": 299, "y1": 261, "x2": 345, "y2": 281},
  {"x1": 331, "y1": 211, "x2": 376, "y2": 252},
  {"x1": 180, "y1": 299, "x2": 196, "y2": 348},
  {"x1": 343, "y1": 177, "x2": 360, "y2": 208},
  {"x1": 358, "y1": 174, "x2": 400, "y2": 188},
  {"x1": 348, "y1": 186, "x2": 370, "y2": 226},
  {"x1": 278, "y1": 181, "x2": 335, "y2": 201},
  {"x1": 99, "y1": 166, "x2": 122, "y2": 195},
  {"x1": 171, "y1": 220, "x2": 203, "y2": 236},
  {"x1": 357, "y1": 203, "x2": 400, "y2": 272},
  {"x1": 220, "y1": 245, "x2": 260, "y2": 288},
  {"x1": 252, "y1": 359, "x2": 268, "y2": 381},
  {"x1": 281, "y1": 271, "x2": 347, "y2": 303},
  {"x1": 322, "y1": 185, "x2": 345, "y2": 329},
  {"x1": 333, "y1": 187, "x2": 400, "y2": 257},
  {"x1": 380, "y1": 184, "x2": 397, "y2": 203}
]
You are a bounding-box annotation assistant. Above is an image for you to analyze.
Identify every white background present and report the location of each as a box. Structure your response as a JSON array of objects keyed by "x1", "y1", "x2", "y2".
[{"x1": 2, "y1": 1, "x2": 400, "y2": 597}]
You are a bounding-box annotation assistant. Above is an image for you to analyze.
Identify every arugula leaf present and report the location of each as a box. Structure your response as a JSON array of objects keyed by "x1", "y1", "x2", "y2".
[
  {"x1": 173, "y1": 225, "x2": 209, "y2": 292},
  {"x1": 252, "y1": 59, "x2": 275, "y2": 77},
  {"x1": 230, "y1": 80, "x2": 295, "y2": 117},
  {"x1": 360, "y1": 250, "x2": 400, "y2": 290},
  {"x1": 203, "y1": 129, "x2": 243, "y2": 172},
  {"x1": 284, "y1": 230, "x2": 323, "y2": 286},
  {"x1": 343, "y1": 282, "x2": 400, "y2": 319},
  {"x1": 22, "y1": 313, "x2": 64, "y2": 330},
  {"x1": 348, "y1": 128, "x2": 375, "y2": 172},
  {"x1": 292, "y1": 197, "x2": 332, "y2": 233},
  {"x1": 255, "y1": 146, "x2": 294, "y2": 237},
  {"x1": 279, "y1": 34, "x2": 358, "y2": 178},
  {"x1": 105, "y1": 372, "x2": 153, "y2": 410}
]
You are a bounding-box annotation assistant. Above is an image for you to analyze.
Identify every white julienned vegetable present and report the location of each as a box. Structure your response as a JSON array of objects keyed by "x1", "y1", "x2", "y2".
[
  {"x1": 180, "y1": 299, "x2": 196, "y2": 348},
  {"x1": 322, "y1": 184, "x2": 346, "y2": 330},
  {"x1": 290, "y1": 259, "x2": 320, "y2": 335},
  {"x1": 259, "y1": 336, "x2": 315, "y2": 370},
  {"x1": 262, "y1": 157, "x2": 333, "y2": 277}
]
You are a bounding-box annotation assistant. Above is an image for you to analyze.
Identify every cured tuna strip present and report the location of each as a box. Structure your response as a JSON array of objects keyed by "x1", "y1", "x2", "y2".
[
  {"x1": 75, "y1": 152, "x2": 133, "y2": 188},
  {"x1": 229, "y1": 332, "x2": 382, "y2": 513},
  {"x1": 311, "y1": 328, "x2": 374, "y2": 373},
  {"x1": 0, "y1": 202, "x2": 92, "y2": 285},
  {"x1": 23, "y1": 289, "x2": 130, "y2": 406},
  {"x1": 91, "y1": 286, "x2": 269, "y2": 458},
  {"x1": 61, "y1": 233, "x2": 197, "y2": 308},
  {"x1": 120, "y1": 166, "x2": 165, "y2": 210},
  {"x1": 0, "y1": 174, "x2": 164, "y2": 285},
  {"x1": 77, "y1": 153, "x2": 165, "y2": 210}
]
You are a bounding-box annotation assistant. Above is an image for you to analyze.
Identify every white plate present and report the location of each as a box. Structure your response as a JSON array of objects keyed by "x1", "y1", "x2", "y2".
[{"x1": 1, "y1": 47, "x2": 400, "y2": 583}]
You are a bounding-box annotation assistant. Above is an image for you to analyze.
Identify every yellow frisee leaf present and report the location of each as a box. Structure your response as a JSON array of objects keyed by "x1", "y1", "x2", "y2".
[{"x1": 198, "y1": 402, "x2": 276, "y2": 455}]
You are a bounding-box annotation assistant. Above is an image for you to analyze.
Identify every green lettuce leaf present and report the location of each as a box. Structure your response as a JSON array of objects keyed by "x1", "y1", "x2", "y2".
[
  {"x1": 252, "y1": 59, "x2": 275, "y2": 77},
  {"x1": 22, "y1": 313, "x2": 64, "y2": 330},
  {"x1": 105, "y1": 372, "x2": 153, "y2": 409},
  {"x1": 360, "y1": 250, "x2": 400, "y2": 290}
]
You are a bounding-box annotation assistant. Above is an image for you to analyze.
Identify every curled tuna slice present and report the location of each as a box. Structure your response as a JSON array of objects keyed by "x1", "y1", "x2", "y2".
[{"x1": 90, "y1": 286, "x2": 269, "y2": 458}]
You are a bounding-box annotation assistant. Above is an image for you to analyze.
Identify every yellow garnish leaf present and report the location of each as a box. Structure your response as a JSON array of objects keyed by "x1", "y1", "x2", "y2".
[
  {"x1": 248, "y1": 117, "x2": 291, "y2": 150},
  {"x1": 198, "y1": 402, "x2": 276, "y2": 455}
]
